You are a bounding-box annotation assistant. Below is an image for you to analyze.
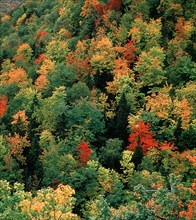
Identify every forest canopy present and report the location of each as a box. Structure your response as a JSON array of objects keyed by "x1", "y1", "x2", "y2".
[{"x1": 0, "y1": 0, "x2": 196, "y2": 219}]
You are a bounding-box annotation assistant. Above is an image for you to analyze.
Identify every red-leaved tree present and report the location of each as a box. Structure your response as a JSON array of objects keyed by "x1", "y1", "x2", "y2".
[
  {"x1": 35, "y1": 54, "x2": 45, "y2": 65},
  {"x1": 34, "y1": 30, "x2": 48, "y2": 41},
  {"x1": 77, "y1": 141, "x2": 92, "y2": 167},
  {"x1": 0, "y1": 95, "x2": 8, "y2": 118},
  {"x1": 108, "y1": 0, "x2": 122, "y2": 11},
  {"x1": 124, "y1": 40, "x2": 137, "y2": 64},
  {"x1": 127, "y1": 120, "x2": 158, "y2": 154}
]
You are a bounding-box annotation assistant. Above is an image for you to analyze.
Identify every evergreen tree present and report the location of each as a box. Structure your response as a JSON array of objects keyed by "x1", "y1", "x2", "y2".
[
  {"x1": 24, "y1": 95, "x2": 42, "y2": 189},
  {"x1": 132, "y1": 145, "x2": 144, "y2": 169},
  {"x1": 115, "y1": 93, "x2": 129, "y2": 147}
]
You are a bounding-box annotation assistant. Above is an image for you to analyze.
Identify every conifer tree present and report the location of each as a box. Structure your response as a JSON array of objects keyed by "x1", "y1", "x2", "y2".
[{"x1": 115, "y1": 93, "x2": 129, "y2": 147}]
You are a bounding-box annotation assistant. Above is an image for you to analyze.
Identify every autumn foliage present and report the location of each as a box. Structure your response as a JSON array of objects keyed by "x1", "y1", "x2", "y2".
[
  {"x1": 35, "y1": 54, "x2": 45, "y2": 65},
  {"x1": 128, "y1": 120, "x2": 158, "y2": 154},
  {"x1": 186, "y1": 155, "x2": 196, "y2": 167},
  {"x1": 0, "y1": 0, "x2": 195, "y2": 218},
  {"x1": 0, "y1": 95, "x2": 8, "y2": 118},
  {"x1": 146, "y1": 86, "x2": 192, "y2": 129},
  {"x1": 124, "y1": 40, "x2": 137, "y2": 64},
  {"x1": 77, "y1": 141, "x2": 92, "y2": 167},
  {"x1": 107, "y1": 0, "x2": 122, "y2": 11},
  {"x1": 6, "y1": 133, "x2": 30, "y2": 165},
  {"x1": 34, "y1": 29, "x2": 48, "y2": 41},
  {"x1": 0, "y1": 68, "x2": 29, "y2": 86},
  {"x1": 179, "y1": 200, "x2": 196, "y2": 219},
  {"x1": 81, "y1": 0, "x2": 121, "y2": 18},
  {"x1": 67, "y1": 52, "x2": 93, "y2": 80}
]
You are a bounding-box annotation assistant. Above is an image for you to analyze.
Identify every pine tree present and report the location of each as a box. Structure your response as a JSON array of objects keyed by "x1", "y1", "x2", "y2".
[
  {"x1": 132, "y1": 145, "x2": 144, "y2": 169},
  {"x1": 115, "y1": 93, "x2": 129, "y2": 147},
  {"x1": 24, "y1": 95, "x2": 42, "y2": 189}
]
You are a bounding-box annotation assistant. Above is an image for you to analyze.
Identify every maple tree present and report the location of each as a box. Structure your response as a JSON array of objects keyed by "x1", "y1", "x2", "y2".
[
  {"x1": 35, "y1": 58, "x2": 55, "y2": 92},
  {"x1": 36, "y1": 58, "x2": 55, "y2": 76},
  {"x1": 134, "y1": 46, "x2": 166, "y2": 87},
  {"x1": 179, "y1": 200, "x2": 196, "y2": 220},
  {"x1": 175, "y1": 17, "x2": 192, "y2": 40},
  {"x1": 34, "y1": 29, "x2": 48, "y2": 41},
  {"x1": 8, "y1": 68, "x2": 29, "y2": 85},
  {"x1": 34, "y1": 29, "x2": 48, "y2": 47},
  {"x1": 13, "y1": 43, "x2": 33, "y2": 70},
  {"x1": 35, "y1": 53, "x2": 45, "y2": 65},
  {"x1": 159, "y1": 142, "x2": 175, "y2": 151},
  {"x1": 113, "y1": 58, "x2": 131, "y2": 79},
  {"x1": 127, "y1": 120, "x2": 158, "y2": 154},
  {"x1": 176, "y1": 82, "x2": 196, "y2": 117},
  {"x1": 77, "y1": 141, "x2": 92, "y2": 167},
  {"x1": 80, "y1": 0, "x2": 100, "y2": 18},
  {"x1": 129, "y1": 17, "x2": 162, "y2": 51},
  {"x1": 146, "y1": 85, "x2": 173, "y2": 119},
  {"x1": 146, "y1": 86, "x2": 192, "y2": 129},
  {"x1": 123, "y1": 40, "x2": 137, "y2": 64},
  {"x1": 45, "y1": 40, "x2": 69, "y2": 62},
  {"x1": 173, "y1": 96, "x2": 192, "y2": 129},
  {"x1": 6, "y1": 133, "x2": 30, "y2": 165},
  {"x1": 81, "y1": 0, "x2": 122, "y2": 19},
  {"x1": 0, "y1": 67, "x2": 29, "y2": 87},
  {"x1": 95, "y1": 0, "x2": 122, "y2": 16},
  {"x1": 107, "y1": 0, "x2": 122, "y2": 11},
  {"x1": 90, "y1": 36, "x2": 115, "y2": 73},
  {"x1": 67, "y1": 52, "x2": 93, "y2": 80},
  {"x1": 11, "y1": 110, "x2": 29, "y2": 134},
  {"x1": 12, "y1": 110, "x2": 28, "y2": 126},
  {"x1": 0, "y1": 95, "x2": 8, "y2": 118},
  {"x1": 65, "y1": 40, "x2": 94, "y2": 80},
  {"x1": 34, "y1": 75, "x2": 49, "y2": 92}
]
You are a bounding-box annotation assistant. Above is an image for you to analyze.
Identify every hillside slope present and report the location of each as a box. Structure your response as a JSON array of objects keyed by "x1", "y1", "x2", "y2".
[{"x1": 0, "y1": 0, "x2": 196, "y2": 219}]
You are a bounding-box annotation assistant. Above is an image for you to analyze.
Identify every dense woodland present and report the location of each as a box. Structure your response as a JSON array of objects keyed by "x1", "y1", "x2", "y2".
[{"x1": 0, "y1": 0, "x2": 196, "y2": 219}]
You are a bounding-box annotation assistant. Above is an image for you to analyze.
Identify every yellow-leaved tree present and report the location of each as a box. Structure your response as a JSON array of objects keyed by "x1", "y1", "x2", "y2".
[
  {"x1": 90, "y1": 36, "x2": 116, "y2": 73},
  {"x1": 0, "y1": 68, "x2": 30, "y2": 88},
  {"x1": 146, "y1": 85, "x2": 192, "y2": 129},
  {"x1": 35, "y1": 58, "x2": 55, "y2": 92},
  {"x1": 0, "y1": 180, "x2": 78, "y2": 219}
]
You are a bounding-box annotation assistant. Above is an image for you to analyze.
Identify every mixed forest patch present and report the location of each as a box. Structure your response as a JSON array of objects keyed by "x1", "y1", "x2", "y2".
[{"x1": 0, "y1": 0, "x2": 196, "y2": 219}]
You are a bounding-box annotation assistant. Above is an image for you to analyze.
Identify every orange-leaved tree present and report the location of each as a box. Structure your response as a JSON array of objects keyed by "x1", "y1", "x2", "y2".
[
  {"x1": 0, "y1": 68, "x2": 29, "y2": 87},
  {"x1": 127, "y1": 120, "x2": 158, "y2": 154},
  {"x1": 6, "y1": 133, "x2": 30, "y2": 165},
  {"x1": 35, "y1": 53, "x2": 45, "y2": 65},
  {"x1": 80, "y1": 0, "x2": 100, "y2": 18},
  {"x1": 11, "y1": 110, "x2": 29, "y2": 135},
  {"x1": 0, "y1": 95, "x2": 8, "y2": 118},
  {"x1": 77, "y1": 141, "x2": 92, "y2": 167}
]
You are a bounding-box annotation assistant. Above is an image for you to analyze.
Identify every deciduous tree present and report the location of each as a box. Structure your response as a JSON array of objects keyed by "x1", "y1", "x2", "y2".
[
  {"x1": 77, "y1": 141, "x2": 92, "y2": 167},
  {"x1": 0, "y1": 95, "x2": 8, "y2": 118},
  {"x1": 128, "y1": 120, "x2": 158, "y2": 154}
]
